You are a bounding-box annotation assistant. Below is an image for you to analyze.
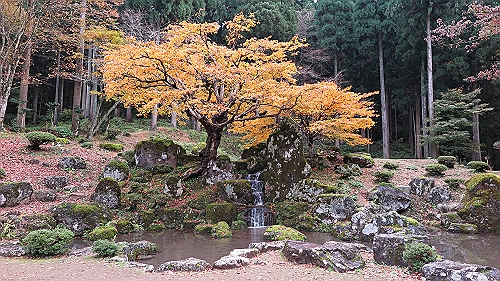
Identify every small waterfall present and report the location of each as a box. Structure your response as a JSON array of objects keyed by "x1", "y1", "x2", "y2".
[{"x1": 243, "y1": 172, "x2": 274, "y2": 228}]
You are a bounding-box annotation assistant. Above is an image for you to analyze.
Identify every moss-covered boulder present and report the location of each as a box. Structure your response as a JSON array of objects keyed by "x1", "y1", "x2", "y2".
[
  {"x1": 344, "y1": 152, "x2": 374, "y2": 168},
  {"x1": 134, "y1": 138, "x2": 185, "y2": 168},
  {"x1": 58, "y1": 156, "x2": 86, "y2": 169},
  {"x1": 204, "y1": 155, "x2": 236, "y2": 185},
  {"x1": 92, "y1": 177, "x2": 121, "y2": 209},
  {"x1": 211, "y1": 221, "x2": 232, "y2": 238},
  {"x1": 206, "y1": 202, "x2": 237, "y2": 224},
  {"x1": 273, "y1": 201, "x2": 311, "y2": 228},
  {"x1": 447, "y1": 223, "x2": 478, "y2": 234},
  {"x1": 113, "y1": 219, "x2": 136, "y2": 234},
  {"x1": 157, "y1": 207, "x2": 184, "y2": 228},
  {"x1": 86, "y1": 225, "x2": 117, "y2": 241},
  {"x1": 49, "y1": 203, "x2": 111, "y2": 236},
  {"x1": 102, "y1": 160, "x2": 129, "y2": 182},
  {"x1": 458, "y1": 173, "x2": 500, "y2": 232},
  {"x1": 194, "y1": 223, "x2": 213, "y2": 234},
  {"x1": 313, "y1": 194, "x2": 357, "y2": 224},
  {"x1": 217, "y1": 180, "x2": 253, "y2": 205},
  {"x1": 241, "y1": 121, "x2": 311, "y2": 202},
  {"x1": 161, "y1": 174, "x2": 186, "y2": 198},
  {"x1": 286, "y1": 179, "x2": 336, "y2": 203},
  {"x1": 122, "y1": 240, "x2": 159, "y2": 260},
  {"x1": 0, "y1": 182, "x2": 33, "y2": 207},
  {"x1": 9, "y1": 214, "x2": 56, "y2": 238},
  {"x1": 263, "y1": 225, "x2": 306, "y2": 241}
]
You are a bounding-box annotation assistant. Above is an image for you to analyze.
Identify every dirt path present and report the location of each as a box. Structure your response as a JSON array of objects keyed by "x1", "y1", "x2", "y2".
[{"x1": 0, "y1": 251, "x2": 420, "y2": 281}]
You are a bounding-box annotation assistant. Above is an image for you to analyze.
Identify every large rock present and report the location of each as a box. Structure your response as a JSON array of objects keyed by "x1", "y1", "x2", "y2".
[
  {"x1": 249, "y1": 241, "x2": 285, "y2": 253},
  {"x1": 156, "y1": 257, "x2": 211, "y2": 272},
  {"x1": 121, "y1": 240, "x2": 159, "y2": 261},
  {"x1": 134, "y1": 138, "x2": 185, "y2": 168},
  {"x1": 343, "y1": 153, "x2": 374, "y2": 168},
  {"x1": 282, "y1": 241, "x2": 364, "y2": 272},
  {"x1": 409, "y1": 177, "x2": 435, "y2": 196},
  {"x1": 0, "y1": 182, "x2": 33, "y2": 207},
  {"x1": 367, "y1": 185, "x2": 411, "y2": 212},
  {"x1": 422, "y1": 260, "x2": 500, "y2": 281},
  {"x1": 427, "y1": 187, "x2": 452, "y2": 205},
  {"x1": 205, "y1": 203, "x2": 237, "y2": 224},
  {"x1": 313, "y1": 194, "x2": 357, "y2": 224},
  {"x1": 44, "y1": 176, "x2": 68, "y2": 190},
  {"x1": 92, "y1": 177, "x2": 121, "y2": 209},
  {"x1": 58, "y1": 156, "x2": 86, "y2": 169},
  {"x1": 102, "y1": 160, "x2": 129, "y2": 182},
  {"x1": 213, "y1": 255, "x2": 250, "y2": 269},
  {"x1": 458, "y1": 173, "x2": 500, "y2": 232},
  {"x1": 241, "y1": 121, "x2": 311, "y2": 202},
  {"x1": 372, "y1": 233, "x2": 429, "y2": 267},
  {"x1": 230, "y1": 248, "x2": 259, "y2": 258},
  {"x1": 0, "y1": 241, "x2": 26, "y2": 257},
  {"x1": 49, "y1": 203, "x2": 111, "y2": 236},
  {"x1": 217, "y1": 179, "x2": 253, "y2": 205},
  {"x1": 33, "y1": 189, "x2": 57, "y2": 202},
  {"x1": 286, "y1": 179, "x2": 334, "y2": 203},
  {"x1": 205, "y1": 156, "x2": 236, "y2": 185}
]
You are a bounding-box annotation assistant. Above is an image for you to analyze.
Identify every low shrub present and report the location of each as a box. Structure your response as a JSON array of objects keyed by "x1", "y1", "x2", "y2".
[
  {"x1": 50, "y1": 126, "x2": 73, "y2": 138},
  {"x1": 424, "y1": 164, "x2": 448, "y2": 176},
  {"x1": 402, "y1": 242, "x2": 439, "y2": 272},
  {"x1": 211, "y1": 221, "x2": 232, "y2": 238},
  {"x1": 92, "y1": 239, "x2": 120, "y2": 257},
  {"x1": 55, "y1": 137, "x2": 70, "y2": 145},
  {"x1": 335, "y1": 164, "x2": 362, "y2": 179},
  {"x1": 86, "y1": 225, "x2": 117, "y2": 241},
  {"x1": 106, "y1": 129, "x2": 121, "y2": 140},
  {"x1": 444, "y1": 178, "x2": 464, "y2": 189},
  {"x1": 466, "y1": 161, "x2": 489, "y2": 172},
  {"x1": 22, "y1": 228, "x2": 74, "y2": 257},
  {"x1": 0, "y1": 167, "x2": 6, "y2": 179},
  {"x1": 382, "y1": 162, "x2": 399, "y2": 170},
  {"x1": 99, "y1": 143, "x2": 123, "y2": 151},
  {"x1": 373, "y1": 170, "x2": 394, "y2": 183},
  {"x1": 25, "y1": 131, "x2": 56, "y2": 150},
  {"x1": 81, "y1": 142, "x2": 93, "y2": 149},
  {"x1": 437, "y1": 156, "x2": 457, "y2": 168}
]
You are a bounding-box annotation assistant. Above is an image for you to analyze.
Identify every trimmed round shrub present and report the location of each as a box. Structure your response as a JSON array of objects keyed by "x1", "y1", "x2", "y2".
[
  {"x1": 382, "y1": 162, "x2": 399, "y2": 170},
  {"x1": 50, "y1": 126, "x2": 73, "y2": 138},
  {"x1": 466, "y1": 161, "x2": 489, "y2": 173},
  {"x1": 402, "y1": 242, "x2": 439, "y2": 272},
  {"x1": 92, "y1": 239, "x2": 120, "y2": 257},
  {"x1": 99, "y1": 143, "x2": 123, "y2": 152},
  {"x1": 22, "y1": 228, "x2": 74, "y2": 257},
  {"x1": 444, "y1": 178, "x2": 464, "y2": 189},
  {"x1": 0, "y1": 167, "x2": 6, "y2": 179},
  {"x1": 335, "y1": 164, "x2": 362, "y2": 179},
  {"x1": 211, "y1": 221, "x2": 232, "y2": 238},
  {"x1": 425, "y1": 164, "x2": 448, "y2": 176},
  {"x1": 86, "y1": 225, "x2": 117, "y2": 241},
  {"x1": 373, "y1": 170, "x2": 394, "y2": 183},
  {"x1": 25, "y1": 131, "x2": 56, "y2": 150},
  {"x1": 437, "y1": 156, "x2": 457, "y2": 168}
]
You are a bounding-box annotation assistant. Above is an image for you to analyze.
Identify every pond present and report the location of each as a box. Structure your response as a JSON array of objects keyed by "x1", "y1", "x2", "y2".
[{"x1": 117, "y1": 227, "x2": 500, "y2": 269}]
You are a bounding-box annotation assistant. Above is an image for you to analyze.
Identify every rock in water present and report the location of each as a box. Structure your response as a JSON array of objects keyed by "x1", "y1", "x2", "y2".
[{"x1": 422, "y1": 260, "x2": 500, "y2": 281}]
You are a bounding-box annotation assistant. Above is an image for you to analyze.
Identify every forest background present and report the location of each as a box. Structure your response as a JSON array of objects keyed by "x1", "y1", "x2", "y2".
[{"x1": 0, "y1": 0, "x2": 499, "y2": 169}]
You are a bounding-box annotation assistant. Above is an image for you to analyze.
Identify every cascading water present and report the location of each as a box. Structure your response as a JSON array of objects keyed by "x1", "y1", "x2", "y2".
[{"x1": 244, "y1": 172, "x2": 274, "y2": 228}]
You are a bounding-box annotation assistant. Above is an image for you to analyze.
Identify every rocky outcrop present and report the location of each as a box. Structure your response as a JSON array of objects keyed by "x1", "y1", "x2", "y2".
[
  {"x1": 102, "y1": 160, "x2": 129, "y2": 182},
  {"x1": 427, "y1": 187, "x2": 452, "y2": 205},
  {"x1": 205, "y1": 203, "x2": 237, "y2": 225},
  {"x1": 217, "y1": 179, "x2": 253, "y2": 205},
  {"x1": 0, "y1": 182, "x2": 33, "y2": 207},
  {"x1": 213, "y1": 255, "x2": 250, "y2": 269},
  {"x1": 343, "y1": 153, "x2": 374, "y2": 168},
  {"x1": 205, "y1": 156, "x2": 236, "y2": 185},
  {"x1": 229, "y1": 248, "x2": 259, "y2": 259},
  {"x1": 282, "y1": 241, "x2": 365, "y2": 272},
  {"x1": 122, "y1": 240, "x2": 159, "y2": 261},
  {"x1": 134, "y1": 138, "x2": 185, "y2": 168},
  {"x1": 409, "y1": 177, "x2": 435, "y2": 196},
  {"x1": 372, "y1": 233, "x2": 429, "y2": 267},
  {"x1": 313, "y1": 194, "x2": 357, "y2": 224},
  {"x1": 33, "y1": 190, "x2": 56, "y2": 202},
  {"x1": 92, "y1": 178, "x2": 121, "y2": 209},
  {"x1": 44, "y1": 176, "x2": 68, "y2": 190},
  {"x1": 286, "y1": 179, "x2": 333, "y2": 204},
  {"x1": 156, "y1": 257, "x2": 211, "y2": 272},
  {"x1": 367, "y1": 185, "x2": 411, "y2": 212},
  {"x1": 249, "y1": 241, "x2": 285, "y2": 253},
  {"x1": 50, "y1": 203, "x2": 111, "y2": 236},
  {"x1": 58, "y1": 156, "x2": 86, "y2": 169},
  {"x1": 422, "y1": 260, "x2": 500, "y2": 281},
  {"x1": 458, "y1": 173, "x2": 500, "y2": 232},
  {"x1": 0, "y1": 241, "x2": 26, "y2": 257}
]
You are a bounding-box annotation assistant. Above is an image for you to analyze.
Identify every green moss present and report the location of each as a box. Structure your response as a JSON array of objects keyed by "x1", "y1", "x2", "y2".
[
  {"x1": 273, "y1": 201, "x2": 311, "y2": 227},
  {"x1": 211, "y1": 221, "x2": 232, "y2": 238},
  {"x1": 0, "y1": 167, "x2": 6, "y2": 179},
  {"x1": 147, "y1": 222, "x2": 165, "y2": 232},
  {"x1": 107, "y1": 160, "x2": 128, "y2": 172},
  {"x1": 444, "y1": 178, "x2": 464, "y2": 189},
  {"x1": 263, "y1": 225, "x2": 306, "y2": 241},
  {"x1": 194, "y1": 223, "x2": 213, "y2": 233},
  {"x1": 187, "y1": 189, "x2": 216, "y2": 210},
  {"x1": 99, "y1": 143, "x2": 124, "y2": 151},
  {"x1": 447, "y1": 223, "x2": 478, "y2": 234},
  {"x1": 55, "y1": 137, "x2": 70, "y2": 145},
  {"x1": 81, "y1": 142, "x2": 93, "y2": 149},
  {"x1": 205, "y1": 203, "x2": 237, "y2": 224},
  {"x1": 231, "y1": 220, "x2": 247, "y2": 230},
  {"x1": 86, "y1": 225, "x2": 117, "y2": 241},
  {"x1": 382, "y1": 162, "x2": 399, "y2": 170},
  {"x1": 114, "y1": 220, "x2": 135, "y2": 234},
  {"x1": 158, "y1": 208, "x2": 184, "y2": 228},
  {"x1": 69, "y1": 204, "x2": 100, "y2": 215},
  {"x1": 466, "y1": 161, "x2": 490, "y2": 173},
  {"x1": 401, "y1": 215, "x2": 421, "y2": 227},
  {"x1": 118, "y1": 150, "x2": 136, "y2": 166},
  {"x1": 465, "y1": 173, "x2": 500, "y2": 191}
]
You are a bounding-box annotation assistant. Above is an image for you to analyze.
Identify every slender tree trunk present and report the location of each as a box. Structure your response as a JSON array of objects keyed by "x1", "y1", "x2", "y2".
[
  {"x1": 421, "y1": 61, "x2": 429, "y2": 158},
  {"x1": 83, "y1": 48, "x2": 92, "y2": 118},
  {"x1": 472, "y1": 101, "x2": 481, "y2": 160},
  {"x1": 59, "y1": 78, "x2": 64, "y2": 112},
  {"x1": 378, "y1": 32, "x2": 390, "y2": 159},
  {"x1": 32, "y1": 90, "x2": 38, "y2": 125},
  {"x1": 150, "y1": 104, "x2": 158, "y2": 131},
  {"x1": 72, "y1": 0, "x2": 87, "y2": 132},
  {"x1": 415, "y1": 99, "x2": 422, "y2": 158},
  {"x1": 171, "y1": 111, "x2": 177, "y2": 128},
  {"x1": 17, "y1": 44, "x2": 32, "y2": 131},
  {"x1": 426, "y1": 11, "x2": 438, "y2": 158},
  {"x1": 54, "y1": 50, "x2": 61, "y2": 125},
  {"x1": 126, "y1": 106, "x2": 133, "y2": 122},
  {"x1": 409, "y1": 106, "x2": 415, "y2": 155}
]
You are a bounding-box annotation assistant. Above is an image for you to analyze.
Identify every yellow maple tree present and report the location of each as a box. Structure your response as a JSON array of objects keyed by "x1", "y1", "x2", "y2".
[{"x1": 101, "y1": 15, "x2": 305, "y2": 176}]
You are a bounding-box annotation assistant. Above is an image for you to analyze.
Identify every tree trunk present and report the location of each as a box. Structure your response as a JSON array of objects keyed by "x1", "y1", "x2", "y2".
[
  {"x1": 171, "y1": 111, "x2": 177, "y2": 128},
  {"x1": 32, "y1": 90, "x2": 38, "y2": 125},
  {"x1": 17, "y1": 43, "x2": 32, "y2": 131},
  {"x1": 378, "y1": 32, "x2": 390, "y2": 159},
  {"x1": 72, "y1": 0, "x2": 87, "y2": 132},
  {"x1": 150, "y1": 104, "x2": 158, "y2": 131},
  {"x1": 472, "y1": 101, "x2": 481, "y2": 160},
  {"x1": 200, "y1": 125, "x2": 224, "y2": 176},
  {"x1": 421, "y1": 61, "x2": 429, "y2": 158},
  {"x1": 426, "y1": 10, "x2": 438, "y2": 158},
  {"x1": 415, "y1": 99, "x2": 422, "y2": 158},
  {"x1": 83, "y1": 48, "x2": 92, "y2": 118},
  {"x1": 88, "y1": 98, "x2": 120, "y2": 140},
  {"x1": 54, "y1": 50, "x2": 61, "y2": 125},
  {"x1": 59, "y1": 78, "x2": 64, "y2": 112},
  {"x1": 126, "y1": 106, "x2": 133, "y2": 122}
]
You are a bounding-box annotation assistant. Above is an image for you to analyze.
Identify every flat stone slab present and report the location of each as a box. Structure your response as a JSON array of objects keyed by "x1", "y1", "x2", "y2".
[
  {"x1": 230, "y1": 248, "x2": 259, "y2": 258},
  {"x1": 213, "y1": 255, "x2": 250, "y2": 269},
  {"x1": 422, "y1": 260, "x2": 500, "y2": 281},
  {"x1": 156, "y1": 257, "x2": 211, "y2": 272},
  {"x1": 249, "y1": 241, "x2": 285, "y2": 253}
]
